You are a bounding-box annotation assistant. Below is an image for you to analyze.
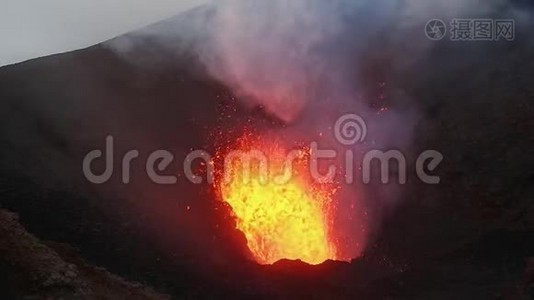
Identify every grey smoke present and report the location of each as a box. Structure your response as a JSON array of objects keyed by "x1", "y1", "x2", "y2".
[
  {"x1": 196, "y1": 0, "x2": 509, "y2": 123},
  {"x1": 105, "y1": 0, "x2": 527, "y2": 260}
]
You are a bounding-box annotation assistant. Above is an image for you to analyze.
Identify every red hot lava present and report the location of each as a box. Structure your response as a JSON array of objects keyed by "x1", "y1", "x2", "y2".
[{"x1": 214, "y1": 129, "x2": 358, "y2": 265}]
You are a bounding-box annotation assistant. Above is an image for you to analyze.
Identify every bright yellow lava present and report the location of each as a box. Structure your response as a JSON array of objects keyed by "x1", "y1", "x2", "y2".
[{"x1": 217, "y1": 135, "x2": 338, "y2": 265}]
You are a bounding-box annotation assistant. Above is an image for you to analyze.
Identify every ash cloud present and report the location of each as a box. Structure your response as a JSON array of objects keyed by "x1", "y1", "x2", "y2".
[
  {"x1": 190, "y1": 0, "x2": 512, "y2": 256},
  {"x1": 198, "y1": 0, "x2": 341, "y2": 123},
  {"x1": 105, "y1": 0, "x2": 529, "y2": 260},
  {"x1": 197, "y1": 0, "x2": 508, "y2": 123}
]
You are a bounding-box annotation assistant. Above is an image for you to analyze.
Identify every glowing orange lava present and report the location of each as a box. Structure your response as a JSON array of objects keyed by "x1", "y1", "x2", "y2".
[{"x1": 215, "y1": 132, "x2": 339, "y2": 265}]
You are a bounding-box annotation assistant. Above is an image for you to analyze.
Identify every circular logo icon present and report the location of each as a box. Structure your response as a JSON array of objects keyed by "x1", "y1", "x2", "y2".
[
  {"x1": 334, "y1": 114, "x2": 367, "y2": 146},
  {"x1": 425, "y1": 19, "x2": 446, "y2": 40}
]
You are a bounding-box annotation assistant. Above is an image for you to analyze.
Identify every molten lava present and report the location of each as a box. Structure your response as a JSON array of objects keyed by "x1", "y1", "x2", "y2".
[{"x1": 215, "y1": 132, "x2": 340, "y2": 265}]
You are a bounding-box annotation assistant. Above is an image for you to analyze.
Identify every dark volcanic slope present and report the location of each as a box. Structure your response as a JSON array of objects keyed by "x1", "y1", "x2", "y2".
[
  {"x1": 0, "y1": 209, "x2": 169, "y2": 299},
  {"x1": 0, "y1": 4, "x2": 534, "y2": 300},
  {"x1": 0, "y1": 34, "x2": 255, "y2": 297}
]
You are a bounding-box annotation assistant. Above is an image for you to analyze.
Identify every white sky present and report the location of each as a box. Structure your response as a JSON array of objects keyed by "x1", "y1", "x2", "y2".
[{"x1": 0, "y1": 0, "x2": 207, "y2": 67}]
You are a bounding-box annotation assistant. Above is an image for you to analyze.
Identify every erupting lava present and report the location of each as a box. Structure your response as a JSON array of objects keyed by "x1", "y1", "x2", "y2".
[{"x1": 215, "y1": 131, "x2": 340, "y2": 265}]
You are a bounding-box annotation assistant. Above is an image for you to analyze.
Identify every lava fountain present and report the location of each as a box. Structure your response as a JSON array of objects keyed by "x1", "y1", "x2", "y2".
[{"x1": 215, "y1": 130, "x2": 342, "y2": 265}]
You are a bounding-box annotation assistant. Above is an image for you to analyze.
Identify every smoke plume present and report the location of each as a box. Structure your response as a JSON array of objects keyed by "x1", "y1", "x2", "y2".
[{"x1": 104, "y1": 0, "x2": 528, "y2": 260}]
